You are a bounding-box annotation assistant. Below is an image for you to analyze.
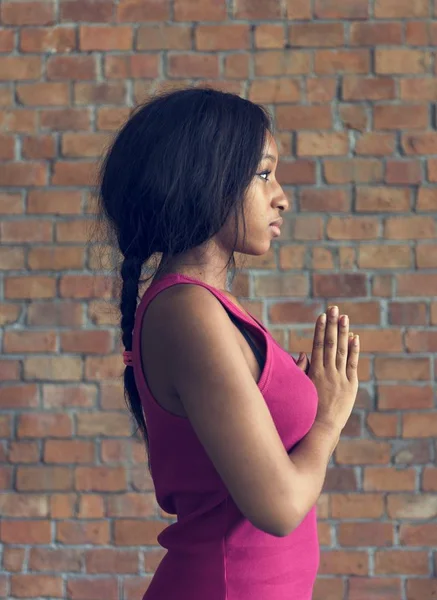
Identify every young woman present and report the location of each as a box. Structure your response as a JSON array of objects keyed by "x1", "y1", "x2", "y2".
[{"x1": 96, "y1": 87, "x2": 360, "y2": 600}]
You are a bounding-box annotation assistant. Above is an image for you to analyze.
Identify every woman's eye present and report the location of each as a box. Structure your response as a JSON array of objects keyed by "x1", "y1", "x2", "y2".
[{"x1": 258, "y1": 170, "x2": 271, "y2": 182}]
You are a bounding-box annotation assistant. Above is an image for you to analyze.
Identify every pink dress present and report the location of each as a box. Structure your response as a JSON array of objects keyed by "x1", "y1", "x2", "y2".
[{"x1": 131, "y1": 273, "x2": 320, "y2": 600}]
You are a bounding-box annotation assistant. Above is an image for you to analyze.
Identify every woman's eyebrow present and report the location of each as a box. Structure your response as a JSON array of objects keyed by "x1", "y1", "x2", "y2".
[{"x1": 262, "y1": 153, "x2": 277, "y2": 162}]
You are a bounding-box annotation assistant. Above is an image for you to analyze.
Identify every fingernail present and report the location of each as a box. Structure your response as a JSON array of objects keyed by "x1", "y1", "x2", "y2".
[{"x1": 298, "y1": 352, "x2": 305, "y2": 361}]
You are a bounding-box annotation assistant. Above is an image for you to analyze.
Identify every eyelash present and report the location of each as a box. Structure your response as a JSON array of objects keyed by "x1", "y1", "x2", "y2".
[{"x1": 258, "y1": 170, "x2": 272, "y2": 182}]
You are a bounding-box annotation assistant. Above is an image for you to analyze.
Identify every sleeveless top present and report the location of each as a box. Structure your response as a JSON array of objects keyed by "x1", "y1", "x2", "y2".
[{"x1": 131, "y1": 273, "x2": 320, "y2": 600}]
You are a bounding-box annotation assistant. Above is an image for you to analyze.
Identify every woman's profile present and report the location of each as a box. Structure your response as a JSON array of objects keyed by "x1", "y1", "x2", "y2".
[{"x1": 95, "y1": 86, "x2": 360, "y2": 600}]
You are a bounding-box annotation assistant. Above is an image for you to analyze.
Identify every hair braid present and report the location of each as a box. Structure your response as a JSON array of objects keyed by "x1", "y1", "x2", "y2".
[{"x1": 120, "y1": 255, "x2": 151, "y2": 473}]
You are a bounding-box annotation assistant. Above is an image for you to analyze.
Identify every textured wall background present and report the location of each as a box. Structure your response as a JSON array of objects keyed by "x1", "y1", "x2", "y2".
[{"x1": 1, "y1": 0, "x2": 437, "y2": 599}]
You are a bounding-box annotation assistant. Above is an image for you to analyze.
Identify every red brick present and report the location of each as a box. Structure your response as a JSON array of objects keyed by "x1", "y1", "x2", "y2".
[
  {"x1": 400, "y1": 523, "x2": 437, "y2": 546},
  {"x1": 387, "y1": 493, "x2": 437, "y2": 521},
  {"x1": 248, "y1": 79, "x2": 300, "y2": 104},
  {"x1": 0, "y1": 192, "x2": 22, "y2": 214},
  {"x1": 375, "y1": 357, "x2": 430, "y2": 380},
  {"x1": 11, "y1": 574, "x2": 63, "y2": 598},
  {"x1": 20, "y1": 26, "x2": 76, "y2": 52},
  {"x1": 5, "y1": 276, "x2": 56, "y2": 299},
  {"x1": 51, "y1": 161, "x2": 96, "y2": 186},
  {"x1": 254, "y1": 50, "x2": 311, "y2": 76},
  {"x1": 314, "y1": 50, "x2": 370, "y2": 74},
  {"x1": 224, "y1": 53, "x2": 250, "y2": 79},
  {"x1": 385, "y1": 216, "x2": 435, "y2": 239},
  {"x1": 276, "y1": 105, "x2": 331, "y2": 130},
  {"x1": 47, "y1": 386, "x2": 95, "y2": 411},
  {"x1": 312, "y1": 578, "x2": 344, "y2": 600},
  {"x1": 297, "y1": 132, "x2": 348, "y2": 156},
  {"x1": 26, "y1": 190, "x2": 82, "y2": 215},
  {"x1": 358, "y1": 245, "x2": 413, "y2": 270},
  {"x1": 60, "y1": 0, "x2": 114, "y2": 22},
  {"x1": 44, "y1": 440, "x2": 94, "y2": 464},
  {"x1": 343, "y1": 76, "x2": 395, "y2": 101},
  {"x1": 331, "y1": 493, "x2": 385, "y2": 518},
  {"x1": 174, "y1": 0, "x2": 226, "y2": 21},
  {"x1": 305, "y1": 78, "x2": 336, "y2": 103},
  {"x1": 136, "y1": 24, "x2": 191, "y2": 50},
  {"x1": 417, "y1": 244, "x2": 437, "y2": 268},
  {"x1": 46, "y1": 56, "x2": 97, "y2": 80},
  {"x1": 386, "y1": 161, "x2": 423, "y2": 185},
  {"x1": 407, "y1": 580, "x2": 437, "y2": 599},
  {"x1": 366, "y1": 413, "x2": 399, "y2": 437},
  {"x1": 76, "y1": 412, "x2": 131, "y2": 436},
  {"x1": 0, "y1": 108, "x2": 38, "y2": 132},
  {"x1": 355, "y1": 133, "x2": 396, "y2": 156},
  {"x1": 423, "y1": 467, "x2": 437, "y2": 491},
  {"x1": 289, "y1": 23, "x2": 344, "y2": 47},
  {"x1": 196, "y1": 25, "x2": 250, "y2": 51},
  {"x1": 17, "y1": 413, "x2": 73, "y2": 438},
  {"x1": 67, "y1": 577, "x2": 118, "y2": 600},
  {"x1": 29, "y1": 548, "x2": 82, "y2": 572},
  {"x1": 375, "y1": 550, "x2": 429, "y2": 575},
  {"x1": 350, "y1": 22, "x2": 403, "y2": 45},
  {"x1": 356, "y1": 187, "x2": 410, "y2": 212},
  {"x1": 324, "y1": 159, "x2": 383, "y2": 184},
  {"x1": 338, "y1": 522, "x2": 393, "y2": 547},
  {"x1": 389, "y1": 302, "x2": 427, "y2": 326},
  {"x1": 8, "y1": 441, "x2": 40, "y2": 463},
  {"x1": 401, "y1": 78, "x2": 437, "y2": 101},
  {"x1": 28, "y1": 302, "x2": 83, "y2": 327},
  {"x1": 0, "y1": 29, "x2": 14, "y2": 52},
  {"x1": 378, "y1": 385, "x2": 433, "y2": 410},
  {"x1": 3, "y1": 547, "x2": 25, "y2": 572},
  {"x1": 428, "y1": 159, "x2": 437, "y2": 182},
  {"x1": 22, "y1": 134, "x2": 56, "y2": 159},
  {"x1": 403, "y1": 413, "x2": 437, "y2": 438},
  {"x1": 168, "y1": 53, "x2": 218, "y2": 78},
  {"x1": 85, "y1": 549, "x2": 139, "y2": 574},
  {"x1": 406, "y1": 21, "x2": 437, "y2": 45},
  {"x1": 319, "y1": 550, "x2": 368, "y2": 575},
  {"x1": 4, "y1": 330, "x2": 56, "y2": 353},
  {"x1": 374, "y1": 105, "x2": 428, "y2": 130},
  {"x1": 314, "y1": 0, "x2": 368, "y2": 19},
  {"x1": 0, "y1": 493, "x2": 48, "y2": 517},
  {"x1": 40, "y1": 107, "x2": 91, "y2": 131},
  {"x1": 327, "y1": 217, "x2": 379, "y2": 240},
  {"x1": 254, "y1": 24, "x2": 285, "y2": 49},
  {"x1": 1, "y1": 2, "x2": 55, "y2": 25},
  {"x1": 299, "y1": 189, "x2": 350, "y2": 212},
  {"x1": 78, "y1": 494, "x2": 105, "y2": 518},
  {"x1": 313, "y1": 273, "x2": 367, "y2": 297},
  {"x1": 338, "y1": 104, "x2": 367, "y2": 132},
  {"x1": 403, "y1": 132, "x2": 437, "y2": 155},
  {"x1": 1, "y1": 520, "x2": 51, "y2": 544},
  {"x1": 114, "y1": 519, "x2": 167, "y2": 546},
  {"x1": 79, "y1": 25, "x2": 133, "y2": 50},
  {"x1": 96, "y1": 106, "x2": 131, "y2": 130},
  {"x1": 348, "y1": 578, "x2": 401, "y2": 600},
  {"x1": 75, "y1": 466, "x2": 127, "y2": 491},
  {"x1": 336, "y1": 440, "x2": 391, "y2": 465},
  {"x1": 375, "y1": 0, "x2": 429, "y2": 18},
  {"x1": 286, "y1": 0, "x2": 311, "y2": 19},
  {"x1": 56, "y1": 520, "x2": 110, "y2": 545},
  {"x1": 16, "y1": 466, "x2": 73, "y2": 491},
  {"x1": 233, "y1": 0, "x2": 282, "y2": 19},
  {"x1": 116, "y1": 0, "x2": 170, "y2": 21},
  {"x1": 324, "y1": 467, "x2": 358, "y2": 492},
  {"x1": 375, "y1": 49, "x2": 432, "y2": 74},
  {"x1": 364, "y1": 467, "x2": 415, "y2": 492},
  {"x1": 106, "y1": 492, "x2": 155, "y2": 517}
]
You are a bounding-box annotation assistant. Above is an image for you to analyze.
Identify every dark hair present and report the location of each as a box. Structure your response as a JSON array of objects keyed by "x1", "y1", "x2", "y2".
[{"x1": 93, "y1": 86, "x2": 272, "y2": 473}]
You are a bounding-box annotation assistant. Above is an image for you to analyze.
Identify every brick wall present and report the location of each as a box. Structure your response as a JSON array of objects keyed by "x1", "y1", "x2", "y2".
[{"x1": 1, "y1": 1, "x2": 437, "y2": 599}]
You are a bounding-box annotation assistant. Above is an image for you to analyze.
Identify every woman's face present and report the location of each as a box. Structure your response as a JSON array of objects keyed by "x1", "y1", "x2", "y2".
[{"x1": 219, "y1": 131, "x2": 290, "y2": 257}]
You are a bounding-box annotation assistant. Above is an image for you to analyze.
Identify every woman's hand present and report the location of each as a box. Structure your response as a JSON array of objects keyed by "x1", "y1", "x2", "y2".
[{"x1": 296, "y1": 327, "x2": 356, "y2": 375}]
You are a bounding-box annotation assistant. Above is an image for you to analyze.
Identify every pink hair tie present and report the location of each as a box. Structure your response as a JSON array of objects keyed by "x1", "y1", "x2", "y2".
[{"x1": 123, "y1": 350, "x2": 134, "y2": 367}]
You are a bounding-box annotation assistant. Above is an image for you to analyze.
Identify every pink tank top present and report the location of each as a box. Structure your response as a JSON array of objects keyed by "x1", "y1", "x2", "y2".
[{"x1": 131, "y1": 273, "x2": 320, "y2": 600}]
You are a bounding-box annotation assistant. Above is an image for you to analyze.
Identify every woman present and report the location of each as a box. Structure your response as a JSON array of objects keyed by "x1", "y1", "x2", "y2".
[{"x1": 96, "y1": 87, "x2": 360, "y2": 600}]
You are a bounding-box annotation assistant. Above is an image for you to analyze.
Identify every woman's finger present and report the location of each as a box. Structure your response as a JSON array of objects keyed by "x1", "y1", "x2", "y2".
[
  {"x1": 324, "y1": 306, "x2": 339, "y2": 369},
  {"x1": 311, "y1": 312, "x2": 326, "y2": 370}
]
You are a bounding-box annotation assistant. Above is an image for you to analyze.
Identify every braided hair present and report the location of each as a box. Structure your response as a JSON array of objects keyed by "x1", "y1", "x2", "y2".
[{"x1": 95, "y1": 86, "x2": 272, "y2": 475}]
